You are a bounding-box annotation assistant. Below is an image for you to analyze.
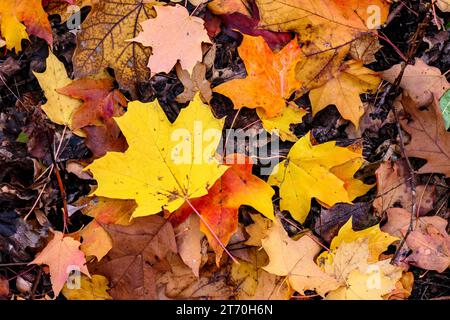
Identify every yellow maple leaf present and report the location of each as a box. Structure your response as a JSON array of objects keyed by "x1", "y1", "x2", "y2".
[
  {"x1": 33, "y1": 51, "x2": 82, "y2": 128},
  {"x1": 320, "y1": 217, "x2": 398, "y2": 265},
  {"x1": 86, "y1": 93, "x2": 228, "y2": 218},
  {"x1": 213, "y1": 35, "x2": 303, "y2": 118},
  {"x1": 262, "y1": 218, "x2": 340, "y2": 296},
  {"x1": 309, "y1": 60, "x2": 381, "y2": 128},
  {"x1": 268, "y1": 132, "x2": 367, "y2": 223},
  {"x1": 62, "y1": 275, "x2": 112, "y2": 300},
  {"x1": 257, "y1": 102, "x2": 308, "y2": 142}
]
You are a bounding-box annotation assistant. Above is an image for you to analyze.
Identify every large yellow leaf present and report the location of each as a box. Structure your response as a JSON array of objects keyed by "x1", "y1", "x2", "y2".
[
  {"x1": 33, "y1": 51, "x2": 82, "y2": 128},
  {"x1": 321, "y1": 217, "x2": 398, "y2": 264},
  {"x1": 268, "y1": 132, "x2": 366, "y2": 223},
  {"x1": 213, "y1": 35, "x2": 303, "y2": 118},
  {"x1": 255, "y1": 0, "x2": 390, "y2": 55},
  {"x1": 72, "y1": 0, "x2": 156, "y2": 96},
  {"x1": 128, "y1": 4, "x2": 211, "y2": 76},
  {"x1": 86, "y1": 94, "x2": 228, "y2": 218},
  {"x1": 262, "y1": 219, "x2": 340, "y2": 296},
  {"x1": 309, "y1": 60, "x2": 381, "y2": 128}
]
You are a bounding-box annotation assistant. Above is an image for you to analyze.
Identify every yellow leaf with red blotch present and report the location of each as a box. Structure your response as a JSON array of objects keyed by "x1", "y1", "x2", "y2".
[
  {"x1": 213, "y1": 35, "x2": 303, "y2": 118},
  {"x1": 309, "y1": 60, "x2": 381, "y2": 128},
  {"x1": 57, "y1": 74, "x2": 127, "y2": 130},
  {"x1": 0, "y1": 0, "x2": 53, "y2": 52},
  {"x1": 262, "y1": 219, "x2": 340, "y2": 296},
  {"x1": 256, "y1": 0, "x2": 390, "y2": 55},
  {"x1": 30, "y1": 231, "x2": 90, "y2": 297},
  {"x1": 33, "y1": 51, "x2": 82, "y2": 128},
  {"x1": 128, "y1": 4, "x2": 211, "y2": 76},
  {"x1": 268, "y1": 132, "x2": 366, "y2": 223},
  {"x1": 170, "y1": 155, "x2": 274, "y2": 265},
  {"x1": 86, "y1": 93, "x2": 228, "y2": 219}
]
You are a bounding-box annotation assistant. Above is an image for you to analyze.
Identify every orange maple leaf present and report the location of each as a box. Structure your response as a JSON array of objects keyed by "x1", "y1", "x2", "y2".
[
  {"x1": 213, "y1": 34, "x2": 303, "y2": 118},
  {"x1": 170, "y1": 155, "x2": 274, "y2": 265}
]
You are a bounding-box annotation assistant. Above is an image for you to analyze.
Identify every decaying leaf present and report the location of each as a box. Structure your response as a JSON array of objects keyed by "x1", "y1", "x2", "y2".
[
  {"x1": 86, "y1": 93, "x2": 227, "y2": 218},
  {"x1": 30, "y1": 231, "x2": 90, "y2": 297},
  {"x1": 72, "y1": 0, "x2": 155, "y2": 96},
  {"x1": 128, "y1": 4, "x2": 211, "y2": 76},
  {"x1": 175, "y1": 62, "x2": 212, "y2": 103},
  {"x1": 91, "y1": 216, "x2": 177, "y2": 299},
  {"x1": 382, "y1": 208, "x2": 450, "y2": 273},
  {"x1": 399, "y1": 94, "x2": 450, "y2": 177}
]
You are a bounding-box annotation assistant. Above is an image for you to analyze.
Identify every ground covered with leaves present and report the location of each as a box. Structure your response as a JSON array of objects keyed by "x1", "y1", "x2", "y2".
[{"x1": 0, "y1": 0, "x2": 449, "y2": 300}]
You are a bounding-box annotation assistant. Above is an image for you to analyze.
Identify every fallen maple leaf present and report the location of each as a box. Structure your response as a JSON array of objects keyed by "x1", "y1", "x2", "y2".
[
  {"x1": 255, "y1": 0, "x2": 390, "y2": 55},
  {"x1": 30, "y1": 231, "x2": 90, "y2": 297},
  {"x1": 33, "y1": 51, "x2": 82, "y2": 129},
  {"x1": 309, "y1": 60, "x2": 381, "y2": 128},
  {"x1": 170, "y1": 155, "x2": 274, "y2": 265},
  {"x1": 72, "y1": 0, "x2": 154, "y2": 97},
  {"x1": 91, "y1": 215, "x2": 177, "y2": 299},
  {"x1": 86, "y1": 93, "x2": 227, "y2": 218},
  {"x1": 0, "y1": 0, "x2": 52, "y2": 51},
  {"x1": 245, "y1": 213, "x2": 273, "y2": 247},
  {"x1": 382, "y1": 208, "x2": 450, "y2": 273},
  {"x1": 262, "y1": 218, "x2": 340, "y2": 296},
  {"x1": 62, "y1": 274, "x2": 112, "y2": 300},
  {"x1": 373, "y1": 159, "x2": 436, "y2": 215},
  {"x1": 349, "y1": 34, "x2": 383, "y2": 65},
  {"x1": 268, "y1": 132, "x2": 370, "y2": 223},
  {"x1": 83, "y1": 119, "x2": 128, "y2": 158},
  {"x1": 208, "y1": 0, "x2": 251, "y2": 16},
  {"x1": 128, "y1": 4, "x2": 211, "y2": 76},
  {"x1": 56, "y1": 73, "x2": 127, "y2": 130},
  {"x1": 213, "y1": 35, "x2": 303, "y2": 118},
  {"x1": 399, "y1": 94, "x2": 450, "y2": 177}
]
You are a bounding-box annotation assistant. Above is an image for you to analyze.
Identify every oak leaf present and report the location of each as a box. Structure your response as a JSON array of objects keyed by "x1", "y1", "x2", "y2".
[
  {"x1": 268, "y1": 132, "x2": 370, "y2": 223},
  {"x1": 171, "y1": 155, "x2": 274, "y2": 265},
  {"x1": 262, "y1": 219, "x2": 340, "y2": 296},
  {"x1": 62, "y1": 275, "x2": 112, "y2": 300},
  {"x1": 399, "y1": 94, "x2": 450, "y2": 177},
  {"x1": 128, "y1": 4, "x2": 211, "y2": 76},
  {"x1": 0, "y1": 0, "x2": 52, "y2": 51},
  {"x1": 30, "y1": 231, "x2": 90, "y2": 297},
  {"x1": 72, "y1": 0, "x2": 154, "y2": 97},
  {"x1": 91, "y1": 216, "x2": 177, "y2": 299},
  {"x1": 382, "y1": 58, "x2": 450, "y2": 106},
  {"x1": 33, "y1": 51, "x2": 82, "y2": 129},
  {"x1": 86, "y1": 94, "x2": 228, "y2": 218},
  {"x1": 309, "y1": 60, "x2": 381, "y2": 128},
  {"x1": 213, "y1": 35, "x2": 303, "y2": 118}
]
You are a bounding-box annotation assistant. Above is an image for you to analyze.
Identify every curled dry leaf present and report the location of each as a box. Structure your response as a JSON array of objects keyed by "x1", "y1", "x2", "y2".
[{"x1": 175, "y1": 62, "x2": 212, "y2": 104}]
